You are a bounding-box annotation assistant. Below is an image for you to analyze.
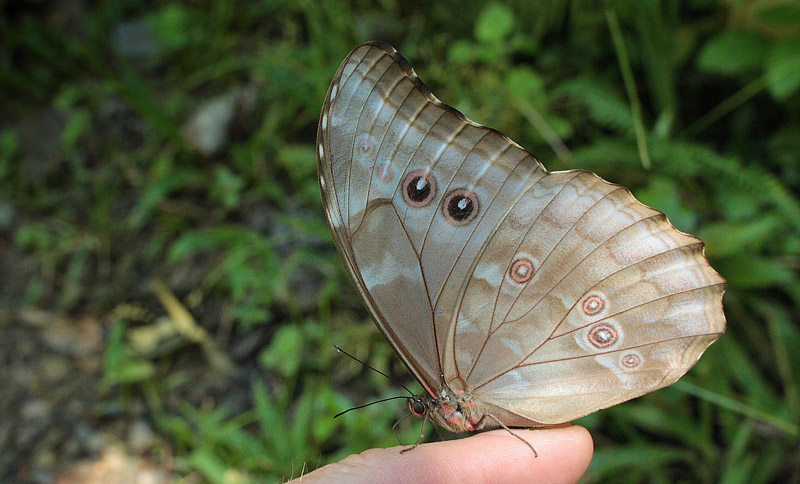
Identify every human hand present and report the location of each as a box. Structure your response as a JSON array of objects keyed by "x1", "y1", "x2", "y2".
[{"x1": 291, "y1": 425, "x2": 593, "y2": 484}]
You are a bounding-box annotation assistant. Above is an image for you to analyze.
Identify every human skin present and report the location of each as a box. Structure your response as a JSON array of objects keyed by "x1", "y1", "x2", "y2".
[{"x1": 289, "y1": 425, "x2": 593, "y2": 484}]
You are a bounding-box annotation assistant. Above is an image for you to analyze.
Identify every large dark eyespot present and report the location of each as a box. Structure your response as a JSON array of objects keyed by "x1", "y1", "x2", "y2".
[
  {"x1": 408, "y1": 397, "x2": 427, "y2": 417},
  {"x1": 403, "y1": 169, "x2": 436, "y2": 207},
  {"x1": 442, "y1": 188, "x2": 479, "y2": 226}
]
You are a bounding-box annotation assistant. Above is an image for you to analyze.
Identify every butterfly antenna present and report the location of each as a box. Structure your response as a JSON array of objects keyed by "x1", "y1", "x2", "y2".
[
  {"x1": 333, "y1": 395, "x2": 411, "y2": 418},
  {"x1": 334, "y1": 345, "x2": 415, "y2": 396}
]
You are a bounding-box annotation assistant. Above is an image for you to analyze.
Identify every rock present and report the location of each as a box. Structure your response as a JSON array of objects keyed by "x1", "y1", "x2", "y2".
[
  {"x1": 127, "y1": 420, "x2": 155, "y2": 454},
  {"x1": 182, "y1": 91, "x2": 238, "y2": 156},
  {"x1": 112, "y1": 19, "x2": 161, "y2": 62},
  {"x1": 17, "y1": 308, "x2": 102, "y2": 357}
]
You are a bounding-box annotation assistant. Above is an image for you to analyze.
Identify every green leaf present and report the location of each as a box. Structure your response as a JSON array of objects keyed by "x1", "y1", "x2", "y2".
[
  {"x1": 253, "y1": 380, "x2": 289, "y2": 462},
  {"x1": 504, "y1": 66, "x2": 544, "y2": 102},
  {"x1": 259, "y1": 325, "x2": 304, "y2": 379},
  {"x1": 475, "y1": 3, "x2": 514, "y2": 43},
  {"x1": 757, "y1": 2, "x2": 800, "y2": 27},
  {"x1": 697, "y1": 31, "x2": 768, "y2": 75},
  {"x1": 188, "y1": 447, "x2": 243, "y2": 484},
  {"x1": 276, "y1": 144, "x2": 316, "y2": 184},
  {"x1": 211, "y1": 165, "x2": 244, "y2": 210},
  {"x1": 635, "y1": 177, "x2": 697, "y2": 233},
  {"x1": 766, "y1": 37, "x2": 800, "y2": 100},
  {"x1": 589, "y1": 445, "x2": 689, "y2": 479},
  {"x1": 101, "y1": 320, "x2": 155, "y2": 388},
  {"x1": 718, "y1": 256, "x2": 794, "y2": 289},
  {"x1": 448, "y1": 39, "x2": 479, "y2": 64},
  {"x1": 695, "y1": 215, "x2": 783, "y2": 258},
  {"x1": 148, "y1": 3, "x2": 194, "y2": 52},
  {"x1": 554, "y1": 78, "x2": 634, "y2": 136}
]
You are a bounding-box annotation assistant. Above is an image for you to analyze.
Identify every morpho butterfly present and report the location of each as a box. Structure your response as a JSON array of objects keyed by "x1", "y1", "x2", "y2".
[{"x1": 316, "y1": 41, "x2": 726, "y2": 453}]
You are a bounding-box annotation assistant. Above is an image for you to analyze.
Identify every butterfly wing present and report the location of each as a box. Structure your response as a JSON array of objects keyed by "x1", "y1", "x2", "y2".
[
  {"x1": 317, "y1": 42, "x2": 546, "y2": 394},
  {"x1": 444, "y1": 170, "x2": 726, "y2": 425},
  {"x1": 317, "y1": 42, "x2": 726, "y2": 424}
]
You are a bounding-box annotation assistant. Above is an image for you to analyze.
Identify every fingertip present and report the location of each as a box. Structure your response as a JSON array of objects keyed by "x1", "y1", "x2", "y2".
[
  {"x1": 463, "y1": 425, "x2": 594, "y2": 484},
  {"x1": 295, "y1": 425, "x2": 593, "y2": 484}
]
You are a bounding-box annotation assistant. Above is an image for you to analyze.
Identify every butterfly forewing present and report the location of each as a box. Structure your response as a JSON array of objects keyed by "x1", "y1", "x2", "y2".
[
  {"x1": 317, "y1": 41, "x2": 726, "y2": 428},
  {"x1": 318, "y1": 42, "x2": 548, "y2": 393}
]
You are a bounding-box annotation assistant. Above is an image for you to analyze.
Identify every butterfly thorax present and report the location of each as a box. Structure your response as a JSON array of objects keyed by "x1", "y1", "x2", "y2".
[{"x1": 410, "y1": 388, "x2": 486, "y2": 433}]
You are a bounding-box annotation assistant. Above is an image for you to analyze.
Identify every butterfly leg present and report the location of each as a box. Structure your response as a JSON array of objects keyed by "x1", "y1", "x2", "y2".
[
  {"x1": 481, "y1": 413, "x2": 539, "y2": 457},
  {"x1": 400, "y1": 411, "x2": 430, "y2": 454},
  {"x1": 391, "y1": 412, "x2": 413, "y2": 446}
]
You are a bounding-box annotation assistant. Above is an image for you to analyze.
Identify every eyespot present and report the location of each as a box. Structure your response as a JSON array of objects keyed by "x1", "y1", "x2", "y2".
[
  {"x1": 377, "y1": 162, "x2": 394, "y2": 182},
  {"x1": 509, "y1": 258, "x2": 534, "y2": 283},
  {"x1": 408, "y1": 397, "x2": 427, "y2": 417},
  {"x1": 622, "y1": 353, "x2": 641, "y2": 368},
  {"x1": 582, "y1": 295, "x2": 604, "y2": 315},
  {"x1": 588, "y1": 324, "x2": 617, "y2": 348},
  {"x1": 403, "y1": 170, "x2": 436, "y2": 207},
  {"x1": 442, "y1": 188, "x2": 479, "y2": 226},
  {"x1": 354, "y1": 133, "x2": 378, "y2": 161}
]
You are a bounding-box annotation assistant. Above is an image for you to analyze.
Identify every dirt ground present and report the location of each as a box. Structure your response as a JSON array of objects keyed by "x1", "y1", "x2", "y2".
[{"x1": 2, "y1": 305, "x2": 170, "y2": 483}]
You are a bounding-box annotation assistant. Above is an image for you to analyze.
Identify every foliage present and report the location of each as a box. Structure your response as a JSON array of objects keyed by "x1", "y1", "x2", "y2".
[{"x1": 2, "y1": 0, "x2": 799, "y2": 482}]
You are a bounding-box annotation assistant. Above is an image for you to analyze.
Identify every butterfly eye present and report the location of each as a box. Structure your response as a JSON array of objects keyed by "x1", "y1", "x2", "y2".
[
  {"x1": 408, "y1": 398, "x2": 427, "y2": 417},
  {"x1": 403, "y1": 170, "x2": 437, "y2": 207},
  {"x1": 442, "y1": 189, "x2": 479, "y2": 226}
]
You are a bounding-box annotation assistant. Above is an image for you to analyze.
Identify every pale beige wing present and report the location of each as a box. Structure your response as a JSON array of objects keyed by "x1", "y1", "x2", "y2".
[
  {"x1": 317, "y1": 42, "x2": 545, "y2": 394},
  {"x1": 318, "y1": 42, "x2": 726, "y2": 426},
  {"x1": 443, "y1": 169, "x2": 726, "y2": 425}
]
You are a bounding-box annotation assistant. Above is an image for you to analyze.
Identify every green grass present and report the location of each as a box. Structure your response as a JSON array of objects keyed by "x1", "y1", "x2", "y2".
[{"x1": 2, "y1": 0, "x2": 800, "y2": 482}]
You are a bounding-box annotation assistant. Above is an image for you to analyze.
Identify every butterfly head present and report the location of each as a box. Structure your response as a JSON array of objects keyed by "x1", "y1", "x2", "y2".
[
  {"x1": 408, "y1": 388, "x2": 485, "y2": 433},
  {"x1": 407, "y1": 396, "x2": 428, "y2": 417}
]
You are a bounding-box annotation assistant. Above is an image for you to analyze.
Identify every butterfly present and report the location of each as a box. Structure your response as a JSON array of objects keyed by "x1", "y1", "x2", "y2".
[{"x1": 316, "y1": 41, "x2": 726, "y2": 453}]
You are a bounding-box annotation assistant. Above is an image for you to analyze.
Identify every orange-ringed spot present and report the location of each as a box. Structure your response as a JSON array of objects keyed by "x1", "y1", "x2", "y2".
[
  {"x1": 442, "y1": 188, "x2": 479, "y2": 225},
  {"x1": 403, "y1": 169, "x2": 436, "y2": 207},
  {"x1": 588, "y1": 324, "x2": 617, "y2": 348},
  {"x1": 622, "y1": 354, "x2": 641, "y2": 368},
  {"x1": 377, "y1": 162, "x2": 394, "y2": 182},
  {"x1": 510, "y1": 258, "x2": 534, "y2": 283},
  {"x1": 354, "y1": 133, "x2": 377, "y2": 159},
  {"x1": 583, "y1": 295, "x2": 604, "y2": 315}
]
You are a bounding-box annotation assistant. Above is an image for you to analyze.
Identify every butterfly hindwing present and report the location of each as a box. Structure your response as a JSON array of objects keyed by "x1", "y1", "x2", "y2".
[{"x1": 448, "y1": 172, "x2": 725, "y2": 424}]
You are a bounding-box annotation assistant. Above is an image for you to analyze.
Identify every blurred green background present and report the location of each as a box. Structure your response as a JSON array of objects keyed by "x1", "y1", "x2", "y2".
[{"x1": 2, "y1": 0, "x2": 799, "y2": 482}]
